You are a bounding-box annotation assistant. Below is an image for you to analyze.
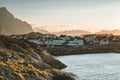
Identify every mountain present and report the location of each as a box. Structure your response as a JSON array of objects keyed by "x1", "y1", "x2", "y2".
[
  {"x1": 96, "y1": 29, "x2": 120, "y2": 35},
  {"x1": 0, "y1": 35, "x2": 75, "y2": 80},
  {"x1": 0, "y1": 7, "x2": 34, "y2": 35},
  {"x1": 95, "y1": 30, "x2": 111, "y2": 34},
  {"x1": 33, "y1": 27, "x2": 49, "y2": 34},
  {"x1": 52, "y1": 30, "x2": 91, "y2": 36}
]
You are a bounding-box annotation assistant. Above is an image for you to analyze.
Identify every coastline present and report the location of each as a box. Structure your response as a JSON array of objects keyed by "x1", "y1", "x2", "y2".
[{"x1": 42, "y1": 45, "x2": 120, "y2": 56}]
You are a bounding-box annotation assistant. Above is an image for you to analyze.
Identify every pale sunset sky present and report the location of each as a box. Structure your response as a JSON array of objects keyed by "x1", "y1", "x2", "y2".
[{"x1": 0, "y1": 0, "x2": 120, "y2": 32}]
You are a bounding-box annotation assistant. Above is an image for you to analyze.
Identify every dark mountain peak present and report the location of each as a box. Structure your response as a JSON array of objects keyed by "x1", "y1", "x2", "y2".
[
  {"x1": 0, "y1": 7, "x2": 11, "y2": 14},
  {"x1": 0, "y1": 7, "x2": 8, "y2": 11},
  {"x1": 0, "y1": 7, "x2": 6, "y2": 10},
  {"x1": 0, "y1": 7, "x2": 34, "y2": 35},
  {"x1": 0, "y1": 7, "x2": 14, "y2": 20}
]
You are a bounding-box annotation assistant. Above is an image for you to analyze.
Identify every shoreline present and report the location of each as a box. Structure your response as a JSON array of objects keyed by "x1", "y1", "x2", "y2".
[{"x1": 42, "y1": 45, "x2": 120, "y2": 56}]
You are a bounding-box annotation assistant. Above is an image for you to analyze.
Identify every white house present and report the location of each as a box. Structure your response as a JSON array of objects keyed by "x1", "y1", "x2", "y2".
[
  {"x1": 67, "y1": 39, "x2": 84, "y2": 46},
  {"x1": 112, "y1": 36, "x2": 120, "y2": 41},
  {"x1": 41, "y1": 34, "x2": 56, "y2": 39},
  {"x1": 59, "y1": 35, "x2": 70, "y2": 41},
  {"x1": 11, "y1": 35, "x2": 27, "y2": 40},
  {"x1": 100, "y1": 39, "x2": 109, "y2": 45},
  {"x1": 28, "y1": 39, "x2": 43, "y2": 45},
  {"x1": 52, "y1": 39, "x2": 66, "y2": 45},
  {"x1": 44, "y1": 40, "x2": 53, "y2": 45},
  {"x1": 84, "y1": 35, "x2": 96, "y2": 42}
]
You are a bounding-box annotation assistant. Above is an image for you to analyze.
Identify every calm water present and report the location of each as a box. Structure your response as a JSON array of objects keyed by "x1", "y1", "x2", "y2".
[{"x1": 57, "y1": 53, "x2": 120, "y2": 80}]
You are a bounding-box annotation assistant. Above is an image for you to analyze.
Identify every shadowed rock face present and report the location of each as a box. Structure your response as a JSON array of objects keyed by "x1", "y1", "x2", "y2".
[
  {"x1": 0, "y1": 35, "x2": 75, "y2": 80},
  {"x1": 0, "y1": 35, "x2": 67, "y2": 69},
  {"x1": 41, "y1": 51, "x2": 67, "y2": 69},
  {"x1": 0, "y1": 7, "x2": 34, "y2": 35}
]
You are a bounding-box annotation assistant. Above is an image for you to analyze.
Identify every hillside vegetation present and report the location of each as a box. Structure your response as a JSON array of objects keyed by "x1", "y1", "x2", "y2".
[{"x1": 0, "y1": 35, "x2": 74, "y2": 80}]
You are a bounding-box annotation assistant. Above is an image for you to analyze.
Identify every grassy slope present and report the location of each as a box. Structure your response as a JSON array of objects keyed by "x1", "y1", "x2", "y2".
[{"x1": 0, "y1": 35, "x2": 74, "y2": 80}]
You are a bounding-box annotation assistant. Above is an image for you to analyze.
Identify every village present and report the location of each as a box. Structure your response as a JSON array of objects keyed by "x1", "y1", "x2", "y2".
[{"x1": 11, "y1": 32, "x2": 120, "y2": 47}]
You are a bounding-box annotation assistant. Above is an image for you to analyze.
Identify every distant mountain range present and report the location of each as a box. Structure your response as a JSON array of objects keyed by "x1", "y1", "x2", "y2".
[
  {"x1": 33, "y1": 27, "x2": 120, "y2": 35},
  {"x1": 0, "y1": 7, "x2": 119, "y2": 36},
  {"x1": 33, "y1": 28, "x2": 92, "y2": 35},
  {"x1": 95, "y1": 30, "x2": 120, "y2": 35},
  {"x1": 0, "y1": 7, "x2": 34, "y2": 35},
  {"x1": 50, "y1": 29, "x2": 120, "y2": 35},
  {"x1": 52, "y1": 30, "x2": 91, "y2": 35}
]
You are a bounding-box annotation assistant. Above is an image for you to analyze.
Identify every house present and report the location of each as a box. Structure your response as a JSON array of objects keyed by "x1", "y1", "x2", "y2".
[
  {"x1": 52, "y1": 39, "x2": 66, "y2": 45},
  {"x1": 94, "y1": 40, "x2": 100, "y2": 45},
  {"x1": 11, "y1": 35, "x2": 18, "y2": 39},
  {"x1": 41, "y1": 34, "x2": 56, "y2": 39},
  {"x1": 112, "y1": 36, "x2": 120, "y2": 41},
  {"x1": 59, "y1": 35, "x2": 70, "y2": 41},
  {"x1": 100, "y1": 39, "x2": 109, "y2": 45},
  {"x1": 83, "y1": 35, "x2": 96, "y2": 42},
  {"x1": 28, "y1": 39, "x2": 43, "y2": 45},
  {"x1": 44, "y1": 40, "x2": 53, "y2": 45},
  {"x1": 67, "y1": 39, "x2": 84, "y2": 46},
  {"x1": 11, "y1": 35, "x2": 27, "y2": 40}
]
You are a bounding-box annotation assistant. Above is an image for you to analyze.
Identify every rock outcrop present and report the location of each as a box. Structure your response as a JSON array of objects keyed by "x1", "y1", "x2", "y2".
[
  {"x1": 0, "y1": 35, "x2": 75, "y2": 80},
  {"x1": 0, "y1": 7, "x2": 34, "y2": 35}
]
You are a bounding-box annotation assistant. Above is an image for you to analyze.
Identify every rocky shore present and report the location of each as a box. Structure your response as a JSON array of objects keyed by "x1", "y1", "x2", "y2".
[
  {"x1": 0, "y1": 35, "x2": 75, "y2": 80},
  {"x1": 42, "y1": 45, "x2": 120, "y2": 56}
]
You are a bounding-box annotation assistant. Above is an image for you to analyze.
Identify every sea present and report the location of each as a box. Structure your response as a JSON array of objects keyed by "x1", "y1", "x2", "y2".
[{"x1": 57, "y1": 53, "x2": 120, "y2": 80}]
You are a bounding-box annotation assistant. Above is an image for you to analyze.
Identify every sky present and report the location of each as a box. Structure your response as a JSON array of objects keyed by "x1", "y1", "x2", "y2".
[{"x1": 0, "y1": 0, "x2": 120, "y2": 32}]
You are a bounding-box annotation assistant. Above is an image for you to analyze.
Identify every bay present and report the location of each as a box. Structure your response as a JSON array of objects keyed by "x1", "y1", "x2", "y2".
[{"x1": 57, "y1": 53, "x2": 120, "y2": 80}]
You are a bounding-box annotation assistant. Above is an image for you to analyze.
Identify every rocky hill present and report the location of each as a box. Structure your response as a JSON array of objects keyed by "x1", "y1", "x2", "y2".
[
  {"x1": 0, "y1": 35, "x2": 75, "y2": 80},
  {"x1": 0, "y1": 7, "x2": 34, "y2": 35}
]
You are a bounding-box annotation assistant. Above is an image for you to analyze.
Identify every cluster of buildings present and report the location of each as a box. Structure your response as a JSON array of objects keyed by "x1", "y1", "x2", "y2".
[
  {"x1": 11, "y1": 34, "x2": 84, "y2": 46},
  {"x1": 11, "y1": 33, "x2": 120, "y2": 47}
]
